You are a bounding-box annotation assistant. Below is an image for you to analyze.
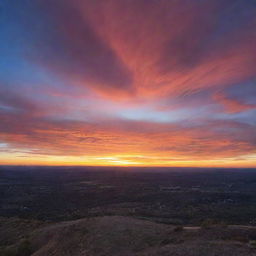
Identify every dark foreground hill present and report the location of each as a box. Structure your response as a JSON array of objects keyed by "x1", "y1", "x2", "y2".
[{"x1": 1, "y1": 216, "x2": 256, "y2": 256}]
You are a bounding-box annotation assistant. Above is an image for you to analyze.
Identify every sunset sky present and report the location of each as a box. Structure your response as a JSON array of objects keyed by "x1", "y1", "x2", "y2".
[{"x1": 0, "y1": 0, "x2": 256, "y2": 167}]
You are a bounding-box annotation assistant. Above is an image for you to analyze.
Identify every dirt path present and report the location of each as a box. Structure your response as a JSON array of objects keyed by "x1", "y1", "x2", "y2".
[{"x1": 183, "y1": 225, "x2": 256, "y2": 231}]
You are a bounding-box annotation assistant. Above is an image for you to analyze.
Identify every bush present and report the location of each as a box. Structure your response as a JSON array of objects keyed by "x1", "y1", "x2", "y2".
[
  {"x1": 0, "y1": 239, "x2": 33, "y2": 256},
  {"x1": 17, "y1": 239, "x2": 32, "y2": 256},
  {"x1": 217, "y1": 221, "x2": 228, "y2": 228},
  {"x1": 201, "y1": 219, "x2": 215, "y2": 229},
  {"x1": 160, "y1": 237, "x2": 184, "y2": 245},
  {"x1": 249, "y1": 240, "x2": 256, "y2": 249},
  {"x1": 0, "y1": 247, "x2": 17, "y2": 256},
  {"x1": 173, "y1": 225, "x2": 184, "y2": 232},
  {"x1": 232, "y1": 235, "x2": 249, "y2": 243}
]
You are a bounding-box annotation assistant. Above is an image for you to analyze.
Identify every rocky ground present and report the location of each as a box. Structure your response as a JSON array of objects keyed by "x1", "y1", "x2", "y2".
[{"x1": 1, "y1": 216, "x2": 256, "y2": 256}]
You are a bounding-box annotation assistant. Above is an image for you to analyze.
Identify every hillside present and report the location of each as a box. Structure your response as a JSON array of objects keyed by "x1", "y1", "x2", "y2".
[{"x1": 1, "y1": 216, "x2": 256, "y2": 256}]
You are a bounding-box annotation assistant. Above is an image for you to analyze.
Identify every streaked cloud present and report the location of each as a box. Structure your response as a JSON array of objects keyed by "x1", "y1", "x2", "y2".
[{"x1": 0, "y1": 0, "x2": 255, "y2": 166}]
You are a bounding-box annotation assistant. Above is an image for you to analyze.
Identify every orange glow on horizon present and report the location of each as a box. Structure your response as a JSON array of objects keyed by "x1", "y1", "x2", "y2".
[{"x1": 1, "y1": 153, "x2": 256, "y2": 168}]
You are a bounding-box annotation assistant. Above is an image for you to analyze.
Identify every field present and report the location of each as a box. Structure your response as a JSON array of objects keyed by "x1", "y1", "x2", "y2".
[
  {"x1": 1, "y1": 166, "x2": 256, "y2": 255},
  {"x1": 1, "y1": 166, "x2": 256, "y2": 225}
]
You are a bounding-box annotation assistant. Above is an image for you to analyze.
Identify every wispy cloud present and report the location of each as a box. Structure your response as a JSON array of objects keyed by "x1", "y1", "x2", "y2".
[{"x1": 0, "y1": 0, "x2": 255, "y2": 166}]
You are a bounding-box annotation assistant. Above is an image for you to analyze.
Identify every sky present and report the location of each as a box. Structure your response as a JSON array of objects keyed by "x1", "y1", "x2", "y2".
[{"x1": 0, "y1": 0, "x2": 256, "y2": 167}]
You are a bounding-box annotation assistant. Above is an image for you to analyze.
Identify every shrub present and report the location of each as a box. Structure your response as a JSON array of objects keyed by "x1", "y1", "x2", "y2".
[
  {"x1": 160, "y1": 237, "x2": 184, "y2": 245},
  {"x1": 173, "y1": 225, "x2": 184, "y2": 232},
  {"x1": 217, "y1": 221, "x2": 228, "y2": 228},
  {"x1": 201, "y1": 219, "x2": 215, "y2": 229},
  {"x1": 249, "y1": 240, "x2": 256, "y2": 249},
  {"x1": 16, "y1": 239, "x2": 32, "y2": 256},
  {"x1": 231, "y1": 235, "x2": 248, "y2": 243},
  {"x1": 0, "y1": 247, "x2": 17, "y2": 256}
]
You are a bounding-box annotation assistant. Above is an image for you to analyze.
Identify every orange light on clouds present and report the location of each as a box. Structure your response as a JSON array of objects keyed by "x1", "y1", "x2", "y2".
[{"x1": 0, "y1": 0, "x2": 256, "y2": 167}]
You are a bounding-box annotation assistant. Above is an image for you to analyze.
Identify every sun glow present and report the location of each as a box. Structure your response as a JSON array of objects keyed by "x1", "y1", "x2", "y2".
[{"x1": 1, "y1": 152, "x2": 255, "y2": 168}]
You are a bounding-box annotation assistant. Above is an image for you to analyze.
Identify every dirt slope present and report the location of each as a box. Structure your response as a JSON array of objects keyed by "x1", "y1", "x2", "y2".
[
  {"x1": 31, "y1": 216, "x2": 171, "y2": 256},
  {"x1": 30, "y1": 216, "x2": 256, "y2": 256},
  {"x1": 1, "y1": 216, "x2": 256, "y2": 256}
]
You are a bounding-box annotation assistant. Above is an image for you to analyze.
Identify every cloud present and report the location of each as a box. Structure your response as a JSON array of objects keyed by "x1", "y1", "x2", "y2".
[
  {"x1": 79, "y1": 0, "x2": 256, "y2": 99},
  {"x1": 0, "y1": 107, "x2": 255, "y2": 161},
  {"x1": 213, "y1": 92, "x2": 256, "y2": 113},
  {"x1": 0, "y1": 0, "x2": 256, "y2": 166}
]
